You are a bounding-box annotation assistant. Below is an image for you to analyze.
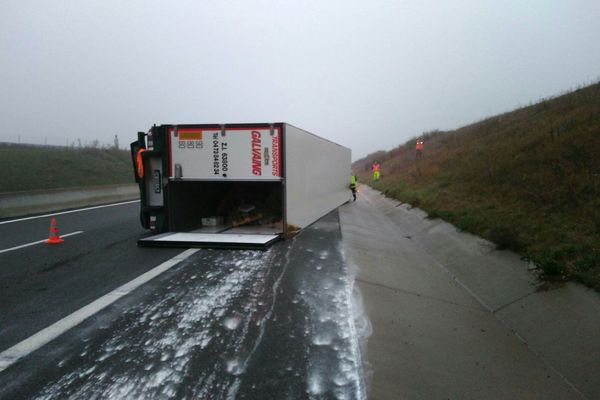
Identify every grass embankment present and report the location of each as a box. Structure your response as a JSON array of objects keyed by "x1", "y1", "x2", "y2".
[
  {"x1": 353, "y1": 82, "x2": 600, "y2": 290},
  {"x1": 0, "y1": 144, "x2": 133, "y2": 193}
]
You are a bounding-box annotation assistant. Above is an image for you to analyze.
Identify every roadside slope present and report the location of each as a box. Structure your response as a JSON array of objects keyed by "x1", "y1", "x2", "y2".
[
  {"x1": 0, "y1": 144, "x2": 133, "y2": 193},
  {"x1": 353, "y1": 82, "x2": 600, "y2": 289}
]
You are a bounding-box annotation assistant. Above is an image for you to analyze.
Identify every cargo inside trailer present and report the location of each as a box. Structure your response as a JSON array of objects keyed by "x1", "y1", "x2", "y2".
[{"x1": 167, "y1": 180, "x2": 284, "y2": 235}]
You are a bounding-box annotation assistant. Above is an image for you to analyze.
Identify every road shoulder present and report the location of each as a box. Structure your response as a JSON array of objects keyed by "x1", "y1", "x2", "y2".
[{"x1": 339, "y1": 185, "x2": 598, "y2": 399}]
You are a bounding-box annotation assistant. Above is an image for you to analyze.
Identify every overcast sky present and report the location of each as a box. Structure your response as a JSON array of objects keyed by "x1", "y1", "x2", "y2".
[{"x1": 1, "y1": 0, "x2": 599, "y2": 159}]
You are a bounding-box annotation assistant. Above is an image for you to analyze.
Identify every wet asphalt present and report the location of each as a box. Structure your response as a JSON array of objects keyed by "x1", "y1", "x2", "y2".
[
  {"x1": 0, "y1": 202, "x2": 181, "y2": 352},
  {"x1": 0, "y1": 211, "x2": 365, "y2": 400}
]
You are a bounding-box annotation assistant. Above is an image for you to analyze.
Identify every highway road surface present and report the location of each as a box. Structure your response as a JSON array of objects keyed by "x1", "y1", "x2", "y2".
[
  {"x1": 0, "y1": 203, "x2": 365, "y2": 399},
  {"x1": 1, "y1": 191, "x2": 598, "y2": 399},
  {"x1": 0, "y1": 201, "x2": 181, "y2": 354}
]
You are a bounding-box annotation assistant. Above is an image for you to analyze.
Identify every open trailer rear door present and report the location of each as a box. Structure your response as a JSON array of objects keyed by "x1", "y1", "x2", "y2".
[{"x1": 137, "y1": 232, "x2": 280, "y2": 250}]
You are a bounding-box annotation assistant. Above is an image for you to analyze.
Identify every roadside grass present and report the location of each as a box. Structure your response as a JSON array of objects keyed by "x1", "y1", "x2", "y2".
[
  {"x1": 0, "y1": 144, "x2": 133, "y2": 193},
  {"x1": 354, "y1": 82, "x2": 600, "y2": 291}
]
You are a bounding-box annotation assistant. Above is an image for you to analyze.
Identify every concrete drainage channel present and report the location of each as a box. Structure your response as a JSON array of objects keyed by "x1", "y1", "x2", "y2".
[{"x1": 0, "y1": 184, "x2": 139, "y2": 219}]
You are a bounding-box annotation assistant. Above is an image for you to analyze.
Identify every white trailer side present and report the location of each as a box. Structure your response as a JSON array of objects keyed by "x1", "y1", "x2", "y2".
[{"x1": 284, "y1": 124, "x2": 351, "y2": 229}]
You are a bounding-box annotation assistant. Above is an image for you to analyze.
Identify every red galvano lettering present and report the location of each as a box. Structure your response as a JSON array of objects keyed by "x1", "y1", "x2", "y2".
[{"x1": 251, "y1": 131, "x2": 262, "y2": 175}]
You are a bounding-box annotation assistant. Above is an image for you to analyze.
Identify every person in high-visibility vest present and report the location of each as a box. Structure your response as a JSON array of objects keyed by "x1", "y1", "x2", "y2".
[
  {"x1": 372, "y1": 162, "x2": 381, "y2": 181},
  {"x1": 416, "y1": 139, "x2": 424, "y2": 157},
  {"x1": 350, "y1": 175, "x2": 357, "y2": 201}
]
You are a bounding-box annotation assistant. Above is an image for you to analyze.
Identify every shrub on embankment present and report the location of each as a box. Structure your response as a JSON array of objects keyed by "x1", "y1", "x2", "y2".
[
  {"x1": 353, "y1": 82, "x2": 600, "y2": 290},
  {"x1": 0, "y1": 144, "x2": 133, "y2": 192}
]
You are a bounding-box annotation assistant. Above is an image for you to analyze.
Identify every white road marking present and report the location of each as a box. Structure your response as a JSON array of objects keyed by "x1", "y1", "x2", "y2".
[
  {"x1": 0, "y1": 200, "x2": 140, "y2": 226},
  {"x1": 0, "y1": 231, "x2": 84, "y2": 255},
  {"x1": 0, "y1": 248, "x2": 199, "y2": 372}
]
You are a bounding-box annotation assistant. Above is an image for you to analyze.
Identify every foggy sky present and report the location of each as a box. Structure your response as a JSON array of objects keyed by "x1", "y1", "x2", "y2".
[{"x1": 1, "y1": 0, "x2": 599, "y2": 159}]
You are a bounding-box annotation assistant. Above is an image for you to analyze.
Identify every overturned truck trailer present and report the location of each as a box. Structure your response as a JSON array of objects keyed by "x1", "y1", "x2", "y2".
[{"x1": 131, "y1": 123, "x2": 351, "y2": 249}]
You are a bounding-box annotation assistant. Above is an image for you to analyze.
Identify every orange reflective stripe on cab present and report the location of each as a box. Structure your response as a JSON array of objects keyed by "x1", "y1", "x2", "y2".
[{"x1": 136, "y1": 148, "x2": 147, "y2": 178}]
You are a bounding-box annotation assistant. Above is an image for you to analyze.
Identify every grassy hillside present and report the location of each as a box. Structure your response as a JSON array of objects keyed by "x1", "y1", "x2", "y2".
[
  {"x1": 353, "y1": 82, "x2": 600, "y2": 290},
  {"x1": 0, "y1": 144, "x2": 133, "y2": 193}
]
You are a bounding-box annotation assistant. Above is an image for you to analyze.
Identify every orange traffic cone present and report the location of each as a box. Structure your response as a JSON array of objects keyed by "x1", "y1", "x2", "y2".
[{"x1": 45, "y1": 217, "x2": 64, "y2": 244}]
